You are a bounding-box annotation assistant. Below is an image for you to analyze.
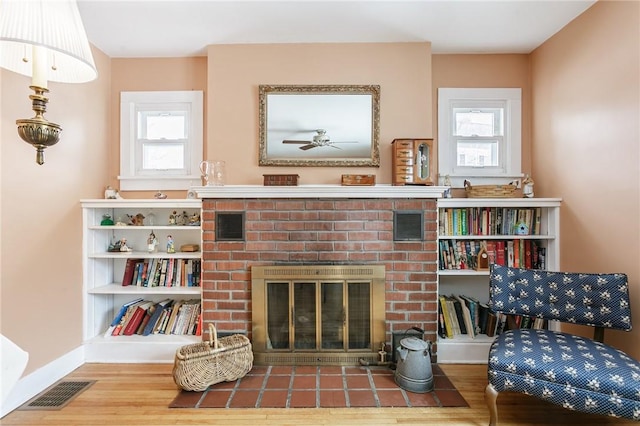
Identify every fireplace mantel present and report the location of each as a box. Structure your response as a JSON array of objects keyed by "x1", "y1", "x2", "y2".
[{"x1": 195, "y1": 184, "x2": 447, "y2": 199}]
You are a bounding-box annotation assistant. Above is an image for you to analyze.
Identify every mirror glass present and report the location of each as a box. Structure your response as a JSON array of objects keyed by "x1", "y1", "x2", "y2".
[{"x1": 259, "y1": 85, "x2": 380, "y2": 167}]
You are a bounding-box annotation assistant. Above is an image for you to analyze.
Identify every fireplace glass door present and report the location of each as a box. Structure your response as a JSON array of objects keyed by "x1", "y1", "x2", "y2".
[{"x1": 265, "y1": 280, "x2": 371, "y2": 352}]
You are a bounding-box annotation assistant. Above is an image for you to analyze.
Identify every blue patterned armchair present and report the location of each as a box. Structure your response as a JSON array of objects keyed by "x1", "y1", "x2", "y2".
[{"x1": 486, "y1": 264, "x2": 640, "y2": 424}]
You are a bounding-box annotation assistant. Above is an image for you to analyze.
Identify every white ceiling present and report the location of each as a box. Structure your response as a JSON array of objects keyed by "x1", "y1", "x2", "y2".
[{"x1": 77, "y1": 0, "x2": 596, "y2": 58}]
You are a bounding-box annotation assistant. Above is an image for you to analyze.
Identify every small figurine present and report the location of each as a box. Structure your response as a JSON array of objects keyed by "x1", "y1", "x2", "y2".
[
  {"x1": 442, "y1": 174, "x2": 452, "y2": 198},
  {"x1": 154, "y1": 190, "x2": 167, "y2": 199},
  {"x1": 166, "y1": 235, "x2": 175, "y2": 253},
  {"x1": 104, "y1": 186, "x2": 122, "y2": 199},
  {"x1": 147, "y1": 231, "x2": 158, "y2": 253},
  {"x1": 128, "y1": 213, "x2": 145, "y2": 226},
  {"x1": 169, "y1": 211, "x2": 177, "y2": 226},
  {"x1": 522, "y1": 174, "x2": 534, "y2": 198},
  {"x1": 188, "y1": 213, "x2": 200, "y2": 226},
  {"x1": 119, "y1": 238, "x2": 132, "y2": 252},
  {"x1": 108, "y1": 238, "x2": 122, "y2": 252},
  {"x1": 100, "y1": 214, "x2": 114, "y2": 226},
  {"x1": 177, "y1": 211, "x2": 189, "y2": 226}
]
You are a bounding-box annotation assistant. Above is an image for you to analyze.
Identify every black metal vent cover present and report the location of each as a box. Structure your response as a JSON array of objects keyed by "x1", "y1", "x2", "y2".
[
  {"x1": 393, "y1": 210, "x2": 424, "y2": 241},
  {"x1": 216, "y1": 212, "x2": 245, "y2": 241}
]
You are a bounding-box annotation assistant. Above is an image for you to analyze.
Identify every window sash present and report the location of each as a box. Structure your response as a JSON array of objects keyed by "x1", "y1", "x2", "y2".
[{"x1": 119, "y1": 91, "x2": 203, "y2": 191}]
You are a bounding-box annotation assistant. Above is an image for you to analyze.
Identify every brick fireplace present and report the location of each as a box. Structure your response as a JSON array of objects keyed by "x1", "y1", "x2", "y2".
[{"x1": 196, "y1": 185, "x2": 445, "y2": 361}]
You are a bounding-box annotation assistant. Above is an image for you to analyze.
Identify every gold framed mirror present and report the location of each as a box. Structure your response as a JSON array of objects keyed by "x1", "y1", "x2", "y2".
[{"x1": 258, "y1": 84, "x2": 380, "y2": 167}]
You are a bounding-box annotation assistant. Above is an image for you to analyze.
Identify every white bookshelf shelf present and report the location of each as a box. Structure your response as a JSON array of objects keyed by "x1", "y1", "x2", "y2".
[
  {"x1": 436, "y1": 197, "x2": 561, "y2": 364},
  {"x1": 82, "y1": 199, "x2": 203, "y2": 363},
  {"x1": 89, "y1": 284, "x2": 201, "y2": 295}
]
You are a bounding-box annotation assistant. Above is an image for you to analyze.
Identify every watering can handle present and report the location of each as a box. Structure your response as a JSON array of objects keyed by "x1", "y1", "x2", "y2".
[
  {"x1": 423, "y1": 340, "x2": 432, "y2": 357},
  {"x1": 396, "y1": 346, "x2": 408, "y2": 361}
]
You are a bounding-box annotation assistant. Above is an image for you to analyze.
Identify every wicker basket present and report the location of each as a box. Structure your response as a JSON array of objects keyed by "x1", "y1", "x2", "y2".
[
  {"x1": 173, "y1": 324, "x2": 253, "y2": 391},
  {"x1": 464, "y1": 180, "x2": 517, "y2": 198}
]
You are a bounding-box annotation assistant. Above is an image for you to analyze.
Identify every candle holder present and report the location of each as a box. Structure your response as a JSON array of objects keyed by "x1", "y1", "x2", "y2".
[{"x1": 16, "y1": 85, "x2": 61, "y2": 165}]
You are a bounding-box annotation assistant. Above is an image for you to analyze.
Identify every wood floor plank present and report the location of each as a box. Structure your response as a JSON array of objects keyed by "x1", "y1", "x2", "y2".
[{"x1": 1, "y1": 363, "x2": 637, "y2": 425}]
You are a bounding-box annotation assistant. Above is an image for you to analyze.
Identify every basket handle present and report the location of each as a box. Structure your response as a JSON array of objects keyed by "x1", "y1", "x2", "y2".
[{"x1": 208, "y1": 323, "x2": 219, "y2": 349}]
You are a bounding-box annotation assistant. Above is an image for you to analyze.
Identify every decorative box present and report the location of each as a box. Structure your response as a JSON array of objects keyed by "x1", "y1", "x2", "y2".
[
  {"x1": 263, "y1": 174, "x2": 299, "y2": 186},
  {"x1": 341, "y1": 174, "x2": 376, "y2": 186},
  {"x1": 179, "y1": 244, "x2": 200, "y2": 252}
]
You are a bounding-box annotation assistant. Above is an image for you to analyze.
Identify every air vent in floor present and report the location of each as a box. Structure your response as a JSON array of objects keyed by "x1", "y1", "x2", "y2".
[{"x1": 19, "y1": 380, "x2": 95, "y2": 410}]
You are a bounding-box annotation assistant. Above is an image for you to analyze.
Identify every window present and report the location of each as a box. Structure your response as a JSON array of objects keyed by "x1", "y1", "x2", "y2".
[
  {"x1": 438, "y1": 88, "x2": 521, "y2": 187},
  {"x1": 120, "y1": 91, "x2": 203, "y2": 191}
]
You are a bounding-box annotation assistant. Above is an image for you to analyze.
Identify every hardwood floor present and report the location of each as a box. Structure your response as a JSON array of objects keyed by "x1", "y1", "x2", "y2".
[{"x1": 2, "y1": 363, "x2": 637, "y2": 425}]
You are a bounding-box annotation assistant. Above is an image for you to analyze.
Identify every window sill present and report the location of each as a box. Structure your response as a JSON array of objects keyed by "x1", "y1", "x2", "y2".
[{"x1": 118, "y1": 175, "x2": 201, "y2": 191}]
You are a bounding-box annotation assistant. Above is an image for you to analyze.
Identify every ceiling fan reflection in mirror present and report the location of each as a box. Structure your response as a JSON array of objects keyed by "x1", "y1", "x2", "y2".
[{"x1": 282, "y1": 129, "x2": 358, "y2": 150}]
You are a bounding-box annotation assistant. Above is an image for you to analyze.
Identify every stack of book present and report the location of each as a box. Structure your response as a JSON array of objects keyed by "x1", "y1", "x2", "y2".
[
  {"x1": 121, "y1": 258, "x2": 201, "y2": 287},
  {"x1": 105, "y1": 298, "x2": 202, "y2": 337},
  {"x1": 438, "y1": 294, "x2": 546, "y2": 339},
  {"x1": 438, "y1": 239, "x2": 546, "y2": 271},
  {"x1": 439, "y1": 206, "x2": 542, "y2": 236}
]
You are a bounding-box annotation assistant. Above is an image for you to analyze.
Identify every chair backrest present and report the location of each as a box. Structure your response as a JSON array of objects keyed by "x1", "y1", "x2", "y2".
[{"x1": 489, "y1": 264, "x2": 632, "y2": 332}]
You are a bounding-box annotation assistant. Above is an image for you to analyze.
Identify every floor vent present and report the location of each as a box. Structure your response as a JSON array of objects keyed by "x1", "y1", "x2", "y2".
[{"x1": 19, "y1": 380, "x2": 95, "y2": 410}]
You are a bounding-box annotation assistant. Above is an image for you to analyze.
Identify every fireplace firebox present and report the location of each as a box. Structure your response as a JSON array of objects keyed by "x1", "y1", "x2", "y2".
[{"x1": 251, "y1": 265, "x2": 386, "y2": 365}]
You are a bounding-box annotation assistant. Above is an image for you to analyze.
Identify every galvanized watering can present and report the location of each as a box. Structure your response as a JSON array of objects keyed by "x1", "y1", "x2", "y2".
[{"x1": 394, "y1": 328, "x2": 433, "y2": 393}]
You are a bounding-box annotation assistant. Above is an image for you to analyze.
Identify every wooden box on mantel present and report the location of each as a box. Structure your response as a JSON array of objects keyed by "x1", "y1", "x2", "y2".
[
  {"x1": 341, "y1": 174, "x2": 376, "y2": 186},
  {"x1": 263, "y1": 174, "x2": 299, "y2": 186}
]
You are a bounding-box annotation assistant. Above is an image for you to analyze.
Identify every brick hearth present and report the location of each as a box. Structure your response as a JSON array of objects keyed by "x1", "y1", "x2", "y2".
[{"x1": 197, "y1": 185, "x2": 444, "y2": 357}]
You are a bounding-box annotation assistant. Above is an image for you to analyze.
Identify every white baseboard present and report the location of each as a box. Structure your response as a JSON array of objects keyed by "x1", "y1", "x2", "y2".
[{"x1": 0, "y1": 345, "x2": 85, "y2": 419}]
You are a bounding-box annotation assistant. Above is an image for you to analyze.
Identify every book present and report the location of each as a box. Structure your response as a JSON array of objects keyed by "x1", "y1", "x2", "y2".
[
  {"x1": 112, "y1": 300, "x2": 145, "y2": 336},
  {"x1": 533, "y1": 207, "x2": 541, "y2": 235},
  {"x1": 121, "y1": 258, "x2": 142, "y2": 286},
  {"x1": 524, "y1": 240, "x2": 532, "y2": 268},
  {"x1": 486, "y1": 311, "x2": 498, "y2": 337},
  {"x1": 443, "y1": 296, "x2": 461, "y2": 335},
  {"x1": 134, "y1": 260, "x2": 145, "y2": 286},
  {"x1": 159, "y1": 259, "x2": 169, "y2": 287},
  {"x1": 495, "y1": 241, "x2": 506, "y2": 266},
  {"x1": 143, "y1": 299, "x2": 173, "y2": 336},
  {"x1": 507, "y1": 240, "x2": 515, "y2": 267},
  {"x1": 104, "y1": 297, "x2": 144, "y2": 337},
  {"x1": 165, "y1": 300, "x2": 184, "y2": 334},
  {"x1": 166, "y1": 258, "x2": 175, "y2": 287},
  {"x1": 450, "y1": 296, "x2": 467, "y2": 335},
  {"x1": 139, "y1": 259, "x2": 150, "y2": 287},
  {"x1": 438, "y1": 295, "x2": 454, "y2": 338},
  {"x1": 460, "y1": 295, "x2": 480, "y2": 335},
  {"x1": 143, "y1": 259, "x2": 155, "y2": 287},
  {"x1": 454, "y1": 295, "x2": 475, "y2": 339},
  {"x1": 123, "y1": 301, "x2": 153, "y2": 335},
  {"x1": 478, "y1": 302, "x2": 490, "y2": 335}
]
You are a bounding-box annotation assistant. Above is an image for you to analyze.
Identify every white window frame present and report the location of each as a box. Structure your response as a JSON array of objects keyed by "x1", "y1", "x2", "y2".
[
  {"x1": 438, "y1": 88, "x2": 522, "y2": 188},
  {"x1": 119, "y1": 91, "x2": 203, "y2": 191}
]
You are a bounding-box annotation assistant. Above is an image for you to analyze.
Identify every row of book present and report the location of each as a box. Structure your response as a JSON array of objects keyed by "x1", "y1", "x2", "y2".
[
  {"x1": 106, "y1": 298, "x2": 202, "y2": 337},
  {"x1": 439, "y1": 239, "x2": 546, "y2": 271},
  {"x1": 122, "y1": 258, "x2": 201, "y2": 287},
  {"x1": 439, "y1": 207, "x2": 542, "y2": 236},
  {"x1": 438, "y1": 294, "x2": 547, "y2": 339}
]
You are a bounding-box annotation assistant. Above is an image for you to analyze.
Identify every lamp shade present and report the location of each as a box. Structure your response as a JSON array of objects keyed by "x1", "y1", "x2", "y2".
[{"x1": 0, "y1": 0, "x2": 97, "y2": 84}]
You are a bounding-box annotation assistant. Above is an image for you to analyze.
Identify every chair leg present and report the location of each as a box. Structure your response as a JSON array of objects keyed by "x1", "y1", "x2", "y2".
[{"x1": 485, "y1": 383, "x2": 499, "y2": 426}]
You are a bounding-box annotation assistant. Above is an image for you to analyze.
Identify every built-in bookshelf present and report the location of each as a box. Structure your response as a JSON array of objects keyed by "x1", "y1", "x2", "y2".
[
  {"x1": 81, "y1": 199, "x2": 202, "y2": 362},
  {"x1": 436, "y1": 197, "x2": 561, "y2": 363}
]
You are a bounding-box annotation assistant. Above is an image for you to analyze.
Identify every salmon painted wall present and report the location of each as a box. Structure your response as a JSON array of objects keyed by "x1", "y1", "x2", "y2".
[
  {"x1": 0, "y1": 45, "x2": 111, "y2": 375},
  {"x1": 531, "y1": 0, "x2": 639, "y2": 358},
  {"x1": 206, "y1": 43, "x2": 432, "y2": 185},
  {"x1": 110, "y1": 57, "x2": 208, "y2": 198}
]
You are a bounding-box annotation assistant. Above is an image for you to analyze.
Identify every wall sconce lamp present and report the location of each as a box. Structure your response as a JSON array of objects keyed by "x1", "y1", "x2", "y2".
[{"x1": 0, "y1": 0, "x2": 97, "y2": 165}]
